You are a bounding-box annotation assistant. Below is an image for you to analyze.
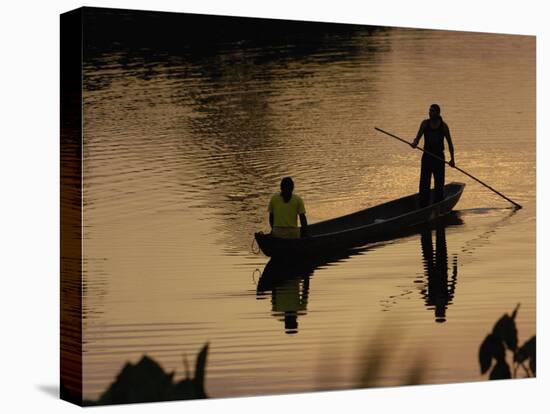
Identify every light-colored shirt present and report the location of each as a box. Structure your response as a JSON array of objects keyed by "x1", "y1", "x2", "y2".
[{"x1": 268, "y1": 193, "x2": 306, "y2": 228}]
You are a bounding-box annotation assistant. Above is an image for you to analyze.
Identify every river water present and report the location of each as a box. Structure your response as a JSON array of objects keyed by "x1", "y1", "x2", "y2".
[{"x1": 81, "y1": 10, "x2": 535, "y2": 400}]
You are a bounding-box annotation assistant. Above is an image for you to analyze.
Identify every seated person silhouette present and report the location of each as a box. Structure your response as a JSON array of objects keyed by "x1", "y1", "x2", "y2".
[{"x1": 268, "y1": 177, "x2": 308, "y2": 239}]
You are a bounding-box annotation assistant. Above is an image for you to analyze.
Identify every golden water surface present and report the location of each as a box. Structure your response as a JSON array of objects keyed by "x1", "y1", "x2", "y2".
[{"x1": 81, "y1": 23, "x2": 535, "y2": 399}]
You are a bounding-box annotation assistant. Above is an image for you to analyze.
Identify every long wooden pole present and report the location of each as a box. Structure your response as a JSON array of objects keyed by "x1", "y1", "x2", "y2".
[{"x1": 374, "y1": 127, "x2": 523, "y2": 210}]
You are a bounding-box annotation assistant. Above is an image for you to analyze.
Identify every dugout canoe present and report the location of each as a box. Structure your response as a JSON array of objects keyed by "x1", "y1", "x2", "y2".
[{"x1": 254, "y1": 182, "x2": 465, "y2": 258}]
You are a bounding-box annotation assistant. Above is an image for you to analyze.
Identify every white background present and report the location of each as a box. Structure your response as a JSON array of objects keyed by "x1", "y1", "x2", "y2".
[{"x1": 0, "y1": 0, "x2": 546, "y2": 412}]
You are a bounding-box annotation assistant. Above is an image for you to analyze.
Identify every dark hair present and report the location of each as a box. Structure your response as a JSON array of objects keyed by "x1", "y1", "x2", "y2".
[
  {"x1": 430, "y1": 104, "x2": 442, "y2": 121},
  {"x1": 280, "y1": 177, "x2": 294, "y2": 203}
]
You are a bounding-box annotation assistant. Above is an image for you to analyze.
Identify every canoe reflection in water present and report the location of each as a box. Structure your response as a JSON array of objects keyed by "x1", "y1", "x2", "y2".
[
  {"x1": 418, "y1": 220, "x2": 459, "y2": 323},
  {"x1": 256, "y1": 213, "x2": 464, "y2": 332},
  {"x1": 256, "y1": 250, "x2": 364, "y2": 334}
]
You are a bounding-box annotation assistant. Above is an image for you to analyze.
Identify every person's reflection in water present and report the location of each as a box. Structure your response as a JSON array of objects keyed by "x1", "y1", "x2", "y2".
[
  {"x1": 272, "y1": 276, "x2": 309, "y2": 334},
  {"x1": 419, "y1": 222, "x2": 458, "y2": 323},
  {"x1": 257, "y1": 260, "x2": 311, "y2": 335}
]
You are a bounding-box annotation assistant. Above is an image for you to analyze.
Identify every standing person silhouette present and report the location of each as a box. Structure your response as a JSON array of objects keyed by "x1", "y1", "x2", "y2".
[
  {"x1": 411, "y1": 104, "x2": 456, "y2": 207},
  {"x1": 268, "y1": 177, "x2": 308, "y2": 239}
]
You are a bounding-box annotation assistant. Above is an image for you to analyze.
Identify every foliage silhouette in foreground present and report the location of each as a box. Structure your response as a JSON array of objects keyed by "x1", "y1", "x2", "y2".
[
  {"x1": 83, "y1": 343, "x2": 209, "y2": 406},
  {"x1": 479, "y1": 304, "x2": 535, "y2": 380}
]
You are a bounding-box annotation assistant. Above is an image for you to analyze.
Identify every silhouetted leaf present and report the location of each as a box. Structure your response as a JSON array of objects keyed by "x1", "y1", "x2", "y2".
[
  {"x1": 510, "y1": 303, "x2": 520, "y2": 319},
  {"x1": 194, "y1": 343, "x2": 209, "y2": 396},
  {"x1": 479, "y1": 335, "x2": 493, "y2": 374},
  {"x1": 479, "y1": 333, "x2": 505, "y2": 374},
  {"x1": 97, "y1": 356, "x2": 175, "y2": 404},
  {"x1": 489, "y1": 360, "x2": 511, "y2": 380},
  {"x1": 492, "y1": 313, "x2": 518, "y2": 351},
  {"x1": 530, "y1": 353, "x2": 536, "y2": 375},
  {"x1": 95, "y1": 344, "x2": 210, "y2": 405},
  {"x1": 514, "y1": 335, "x2": 535, "y2": 364}
]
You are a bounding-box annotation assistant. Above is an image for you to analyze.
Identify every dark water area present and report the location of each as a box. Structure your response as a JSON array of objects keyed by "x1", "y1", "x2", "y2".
[{"x1": 79, "y1": 8, "x2": 535, "y2": 400}]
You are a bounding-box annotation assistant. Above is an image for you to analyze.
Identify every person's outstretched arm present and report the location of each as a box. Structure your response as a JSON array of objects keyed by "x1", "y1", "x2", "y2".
[
  {"x1": 444, "y1": 123, "x2": 455, "y2": 167},
  {"x1": 411, "y1": 120, "x2": 425, "y2": 148},
  {"x1": 299, "y1": 213, "x2": 308, "y2": 237}
]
